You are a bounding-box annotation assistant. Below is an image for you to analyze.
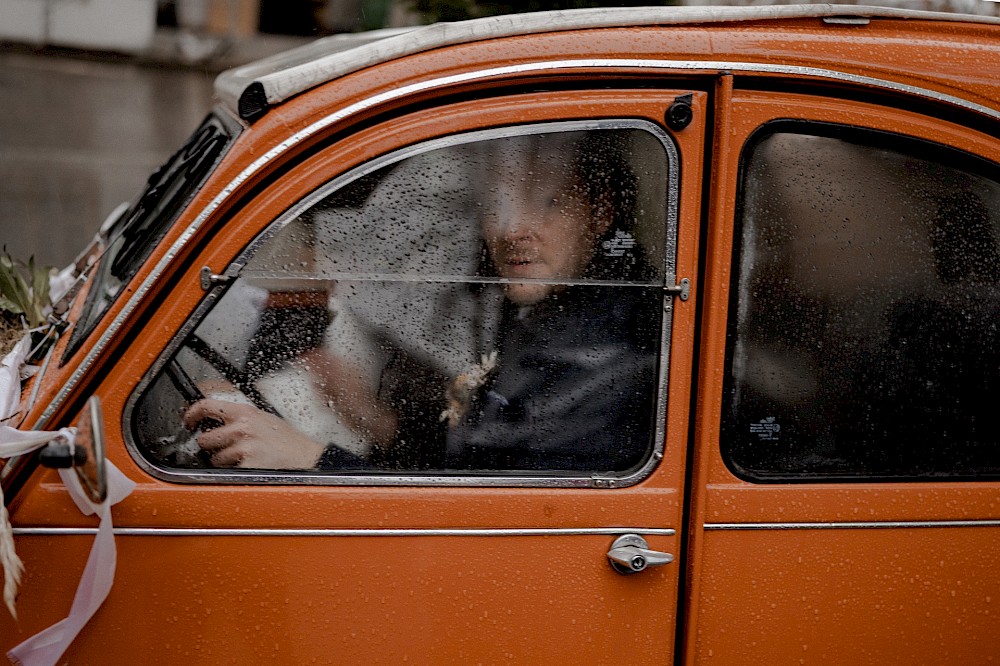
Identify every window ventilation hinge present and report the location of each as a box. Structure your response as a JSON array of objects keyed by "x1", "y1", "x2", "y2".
[
  {"x1": 200, "y1": 266, "x2": 233, "y2": 291},
  {"x1": 664, "y1": 278, "x2": 690, "y2": 301}
]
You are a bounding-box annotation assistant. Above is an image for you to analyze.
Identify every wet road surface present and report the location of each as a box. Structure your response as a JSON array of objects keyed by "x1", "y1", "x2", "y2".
[{"x1": 0, "y1": 50, "x2": 216, "y2": 269}]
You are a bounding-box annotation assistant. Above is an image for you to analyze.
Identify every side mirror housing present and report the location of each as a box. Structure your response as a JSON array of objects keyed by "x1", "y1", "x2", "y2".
[{"x1": 38, "y1": 397, "x2": 107, "y2": 503}]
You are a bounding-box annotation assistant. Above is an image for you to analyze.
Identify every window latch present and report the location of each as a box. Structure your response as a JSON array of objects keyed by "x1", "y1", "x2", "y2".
[
  {"x1": 200, "y1": 266, "x2": 233, "y2": 291},
  {"x1": 664, "y1": 278, "x2": 690, "y2": 301}
]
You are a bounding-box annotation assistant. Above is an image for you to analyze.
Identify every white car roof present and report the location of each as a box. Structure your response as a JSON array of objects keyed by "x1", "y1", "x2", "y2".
[{"x1": 215, "y1": 4, "x2": 1000, "y2": 121}]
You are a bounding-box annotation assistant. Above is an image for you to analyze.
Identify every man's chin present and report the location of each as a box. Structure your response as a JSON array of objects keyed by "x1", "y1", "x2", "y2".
[{"x1": 504, "y1": 283, "x2": 551, "y2": 306}]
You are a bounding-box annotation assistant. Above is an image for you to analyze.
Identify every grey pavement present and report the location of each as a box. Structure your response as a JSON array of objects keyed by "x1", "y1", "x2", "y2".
[{"x1": 0, "y1": 31, "x2": 310, "y2": 269}]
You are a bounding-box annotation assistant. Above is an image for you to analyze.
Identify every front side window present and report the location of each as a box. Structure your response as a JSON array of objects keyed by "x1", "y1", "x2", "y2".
[
  {"x1": 725, "y1": 123, "x2": 1000, "y2": 480},
  {"x1": 65, "y1": 114, "x2": 235, "y2": 362},
  {"x1": 130, "y1": 121, "x2": 676, "y2": 481}
]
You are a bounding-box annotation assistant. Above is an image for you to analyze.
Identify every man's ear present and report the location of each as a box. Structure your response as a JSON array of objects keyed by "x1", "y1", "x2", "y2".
[
  {"x1": 594, "y1": 214, "x2": 613, "y2": 236},
  {"x1": 592, "y1": 191, "x2": 614, "y2": 235}
]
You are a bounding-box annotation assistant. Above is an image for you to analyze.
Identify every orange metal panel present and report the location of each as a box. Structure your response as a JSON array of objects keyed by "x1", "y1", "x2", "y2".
[
  {"x1": 692, "y1": 528, "x2": 1000, "y2": 664},
  {"x1": 688, "y1": 88, "x2": 1000, "y2": 663},
  {"x1": 4, "y1": 88, "x2": 705, "y2": 662},
  {"x1": 696, "y1": 90, "x2": 1000, "y2": 527},
  {"x1": 7, "y1": 532, "x2": 678, "y2": 664}
]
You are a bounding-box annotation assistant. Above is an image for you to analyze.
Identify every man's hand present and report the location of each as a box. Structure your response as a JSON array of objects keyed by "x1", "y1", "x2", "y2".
[{"x1": 184, "y1": 398, "x2": 326, "y2": 469}]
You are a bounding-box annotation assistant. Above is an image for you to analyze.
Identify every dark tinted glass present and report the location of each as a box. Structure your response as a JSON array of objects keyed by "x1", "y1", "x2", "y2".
[{"x1": 725, "y1": 126, "x2": 1000, "y2": 480}]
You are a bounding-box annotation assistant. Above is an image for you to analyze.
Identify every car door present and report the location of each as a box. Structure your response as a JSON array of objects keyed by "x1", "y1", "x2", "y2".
[
  {"x1": 4, "y1": 87, "x2": 704, "y2": 662},
  {"x1": 687, "y1": 83, "x2": 1000, "y2": 663}
]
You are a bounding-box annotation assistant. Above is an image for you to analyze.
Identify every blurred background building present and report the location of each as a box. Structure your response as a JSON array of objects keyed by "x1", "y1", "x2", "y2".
[
  {"x1": 4, "y1": 0, "x2": 996, "y2": 57},
  {"x1": 0, "y1": 0, "x2": 413, "y2": 67}
]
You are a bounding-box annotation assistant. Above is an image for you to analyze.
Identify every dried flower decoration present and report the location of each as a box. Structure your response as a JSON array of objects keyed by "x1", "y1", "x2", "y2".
[
  {"x1": 0, "y1": 253, "x2": 53, "y2": 358},
  {"x1": 440, "y1": 351, "x2": 498, "y2": 428}
]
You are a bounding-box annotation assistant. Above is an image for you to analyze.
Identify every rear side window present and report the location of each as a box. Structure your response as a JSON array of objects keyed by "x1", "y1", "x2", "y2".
[
  {"x1": 129, "y1": 120, "x2": 677, "y2": 483},
  {"x1": 724, "y1": 123, "x2": 1000, "y2": 481}
]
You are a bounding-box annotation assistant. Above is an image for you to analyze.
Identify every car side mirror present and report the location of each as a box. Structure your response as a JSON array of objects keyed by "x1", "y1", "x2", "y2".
[{"x1": 38, "y1": 396, "x2": 107, "y2": 503}]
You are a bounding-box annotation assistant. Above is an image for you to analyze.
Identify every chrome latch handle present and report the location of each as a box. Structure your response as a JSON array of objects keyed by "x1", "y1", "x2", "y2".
[
  {"x1": 663, "y1": 278, "x2": 690, "y2": 301},
  {"x1": 607, "y1": 534, "x2": 674, "y2": 575},
  {"x1": 200, "y1": 266, "x2": 234, "y2": 291}
]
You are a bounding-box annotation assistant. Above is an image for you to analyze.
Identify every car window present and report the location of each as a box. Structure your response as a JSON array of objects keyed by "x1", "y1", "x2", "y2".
[
  {"x1": 63, "y1": 113, "x2": 237, "y2": 363},
  {"x1": 130, "y1": 121, "x2": 676, "y2": 481},
  {"x1": 724, "y1": 122, "x2": 1000, "y2": 480}
]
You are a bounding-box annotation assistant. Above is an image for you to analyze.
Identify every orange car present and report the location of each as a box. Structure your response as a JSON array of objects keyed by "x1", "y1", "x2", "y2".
[{"x1": 3, "y1": 5, "x2": 1000, "y2": 663}]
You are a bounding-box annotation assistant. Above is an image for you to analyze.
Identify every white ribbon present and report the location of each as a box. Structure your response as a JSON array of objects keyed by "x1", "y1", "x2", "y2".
[
  {"x1": 0, "y1": 337, "x2": 56, "y2": 621},
  {"x1": 6, "y1": 460, "x2": 134, "y2": 666},
  {"x1": 0, "y1": 427, "x2": 76, "y2": 622},
  {"x1": 0, "y1": 338, "x2": 30, "y2": 427},
  {"x1": 0, "y1": 327, "x2": 135, "y2": 665}
]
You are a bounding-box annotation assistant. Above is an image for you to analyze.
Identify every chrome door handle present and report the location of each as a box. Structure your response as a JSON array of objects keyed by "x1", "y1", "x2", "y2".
[{"x1": 607, "y1": 534, "x2": 674, "y2": 575}]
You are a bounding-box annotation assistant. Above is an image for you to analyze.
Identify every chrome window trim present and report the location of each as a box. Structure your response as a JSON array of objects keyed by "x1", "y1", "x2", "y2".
[
  {"x1": 705, "y1": 520, "x2": 1000, "y2": 530},
  {"x1": 18, "y1": 520, "x2": 1000, "y2": 535},
  {"x1": 16, "y1": 521, "x2": 1000, "y2": 535},
  {"x1": 13, "y1": 526, "x2": 676, "y2": 537},
  {"x1": 122, "y1": 118, "x2": 678, "y2": 488},
  {"x1": 39, "y1": 58, "x2": 1000, "y2": 449}
]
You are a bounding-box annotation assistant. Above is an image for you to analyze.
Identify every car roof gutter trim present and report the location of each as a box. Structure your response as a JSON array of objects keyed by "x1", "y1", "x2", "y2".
[{"x1": 215, "y1": 4, "x2": 1000, "y2": 121}]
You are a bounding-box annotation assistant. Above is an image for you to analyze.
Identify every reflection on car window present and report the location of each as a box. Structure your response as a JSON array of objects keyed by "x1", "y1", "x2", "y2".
[
  {"x1": 133, "y1": 123, "x2": 672, "y2": 476},
  {"x1": 725, "y1": 124, "x2": 1000, "y2": 480}
]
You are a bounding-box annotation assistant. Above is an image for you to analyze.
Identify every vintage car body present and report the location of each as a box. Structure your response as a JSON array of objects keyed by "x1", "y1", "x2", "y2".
[{"x1": 3, "y1": 5, "x2": 1000, "y2": 663}]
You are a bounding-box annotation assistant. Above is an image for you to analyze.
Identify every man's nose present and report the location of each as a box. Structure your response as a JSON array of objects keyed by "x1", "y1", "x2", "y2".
[
  {"x1": 493, "y1": 198, "x2": 535, "y2": 238},
  {"x1": 504, "y1": 217, "x2": 534, "y2": 241}
]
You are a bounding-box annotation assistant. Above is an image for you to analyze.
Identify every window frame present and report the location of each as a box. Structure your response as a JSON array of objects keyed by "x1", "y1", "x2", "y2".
[
  {"x1": 722, "y1": 119, "x2": 1000, "y2": 483},
  {"x1": 123, "y1": 117, "x2": 681, "y2": 488}
]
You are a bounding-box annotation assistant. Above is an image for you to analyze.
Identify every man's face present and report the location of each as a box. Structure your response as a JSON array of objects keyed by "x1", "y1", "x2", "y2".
[{"x1": 483, "y1": 170, "x2": 606, "y2": 306}]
